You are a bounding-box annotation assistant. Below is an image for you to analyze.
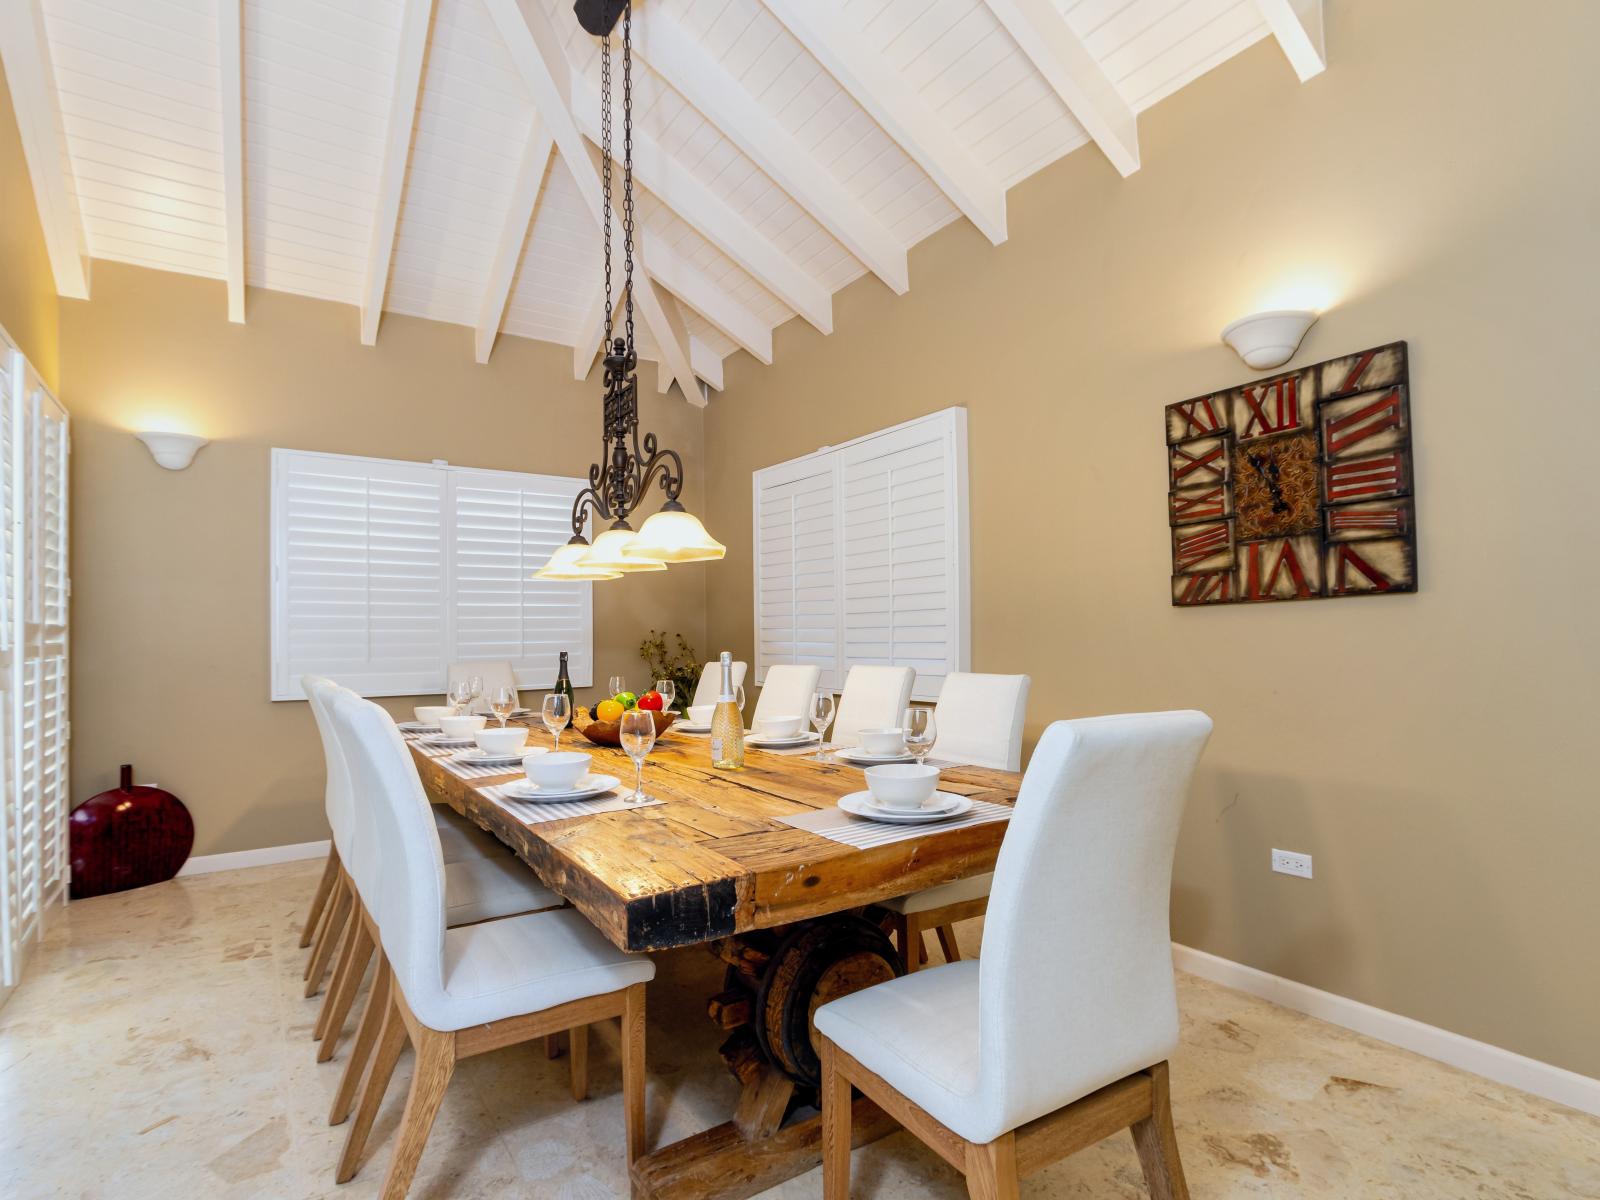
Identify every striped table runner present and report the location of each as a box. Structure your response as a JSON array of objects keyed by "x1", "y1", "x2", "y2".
[
  {"x1": 476, "y1": 782, "x2": 663, "y2": 825},
  {"x1": 778, "y1": 797, "x2": 1012, "y2": 849}
]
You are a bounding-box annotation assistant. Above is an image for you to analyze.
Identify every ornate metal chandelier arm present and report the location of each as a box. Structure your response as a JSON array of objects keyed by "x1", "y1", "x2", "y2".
[
  {"x1": 635, "y1": 433, "x2": 684, "y2": 505},
  {"x1": 568, "y1": 481, "x2": 612, "y2": 540}
]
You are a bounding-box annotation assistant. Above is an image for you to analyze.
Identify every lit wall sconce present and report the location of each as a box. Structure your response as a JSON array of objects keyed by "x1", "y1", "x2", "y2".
[
  {"x1": 136, "y1": 431, "x2": 209, "y2": 470},
  {"x1": 1221, "y1": 310, "x2": 1319, "y2": 371}
]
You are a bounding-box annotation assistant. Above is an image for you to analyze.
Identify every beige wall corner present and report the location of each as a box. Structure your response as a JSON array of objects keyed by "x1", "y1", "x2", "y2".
[{"x1": 0, "y1": 56, "x2": 59, "y2": 389}]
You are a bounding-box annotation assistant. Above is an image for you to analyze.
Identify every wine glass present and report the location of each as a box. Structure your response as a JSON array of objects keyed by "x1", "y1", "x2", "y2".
[
  {"x1": 608, "y1": 674, "x2": 628, "y2": 698},
  {"x1": 810, "y1": 689, "x2": 835, "y2": 759},
  {"x1": 654, "y1": 678, "x2": 676, "y2": 712},
  {"x1": 467, "y1": 674, "x2": 484, "y2": 713},
  {"x1": 447, "y1": 680, "x2": 474, "y2": 716},
  {"x1": 619, "y1": 709, "x2": 657, "y2": 804},
  {"x1": 903, "y1": 707, "x2": 937, "y2": 766},
  {"x1": 489, "y1": 684, "x2": 518, "y2": 728},
  {"x1": 542, "y1": 693, "x2": 571, "y2": 751}
]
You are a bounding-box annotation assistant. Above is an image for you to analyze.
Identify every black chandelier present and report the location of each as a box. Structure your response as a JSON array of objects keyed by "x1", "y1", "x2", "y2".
[{"x1": 539, "y1": 0, "x2": 724, "y2": 580}]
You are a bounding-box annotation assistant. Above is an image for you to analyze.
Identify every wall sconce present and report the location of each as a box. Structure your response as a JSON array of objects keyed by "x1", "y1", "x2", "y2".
[
  {"x1": 136, "y1": 431, "x2": 209, "y2": 471},
  {"x1": 1221, "y1": 310, "x2": 1318, "y2": 370}
]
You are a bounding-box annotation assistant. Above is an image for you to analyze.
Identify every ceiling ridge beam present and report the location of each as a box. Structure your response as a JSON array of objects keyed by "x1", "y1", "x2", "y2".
[
  {"x1": 0, "y1": 0, "x2": 90, "y2": 299},
  {"x1": 216, "y1": 0, "x2": 245, "y2": 323},
  {"x1": 359, "y1": 0, "x2": 434, "y2": 346},
  {"x1": 645, "y1": 240, "x2": 773, "y2": 366},
  {"x1": 632, "y1": 4, "x2": 909, "y2": 295},
  {"x1": 572, "y1": 74, "x2": 832, "y2": 335},
  {"x1": 758, "y1": 0, "x2": 1007, "y2": 246},
  {"x1": 485, "y1": 0, "x2": 699, "y2": 399},
  {"x1": 1254, "y1": 0, "x2": 1326, "y2": 82},
  {"x1": 689, "y1": 337, "x2": 723, "y2": 392},
  {"x1": 475, "y1": 116, "x2": 553, "y2": 364},
  {"x1": 984, "y1": 0, "x2": 1140, "y2": 178}
]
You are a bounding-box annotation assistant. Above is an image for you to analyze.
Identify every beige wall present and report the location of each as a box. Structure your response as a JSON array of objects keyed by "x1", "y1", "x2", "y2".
[
  {"x1": 0, "y1": 57, "x2": 58, "y2": 389},
  {"x1": 702, "y1": 1, "x2": 1600, "y2": 1076},
  {"x1": 61, "y1": 262, "x2": 708, "y2": 856}
]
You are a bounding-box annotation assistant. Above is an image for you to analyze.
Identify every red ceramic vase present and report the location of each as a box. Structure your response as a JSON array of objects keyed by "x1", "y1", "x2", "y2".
[{"x1": 69, "y1": 765, "x2": 195, "y2": 899}]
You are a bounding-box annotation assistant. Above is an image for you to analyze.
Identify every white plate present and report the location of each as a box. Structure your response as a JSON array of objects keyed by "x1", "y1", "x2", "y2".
[
  {"x1": 675, "y1": 722, "x2": 712, "y2": 734},
  {"x1": 397, "y1": 721, "x2": 439, "y2": 733},
  {"x1": 747, "y1": 731, "x2": 821, "y2": 748},
  {"x1": 838, "y1": 791, "x2": 972, "y2": 825},
  {"x1": 834, "y1": 746, "x2": 916, "y2": 765},
  {"x1": 501, "y1": 774, "x2": 621, "y2": 803},
  {"x1": 421, "y1": 734, "x2": 476, "y2": 747},
  {"x1": 453, "y1": 748, "x2": 531, "y2": 766}
]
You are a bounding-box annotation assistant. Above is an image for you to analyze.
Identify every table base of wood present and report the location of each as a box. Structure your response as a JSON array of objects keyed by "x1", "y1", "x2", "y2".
[{"x1": 629, "y1": 1093, "x2": 898, "y2": 1200}]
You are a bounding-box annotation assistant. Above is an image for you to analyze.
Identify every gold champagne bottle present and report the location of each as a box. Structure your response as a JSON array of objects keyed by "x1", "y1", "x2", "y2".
[{"x1": 710, "y1": 651, "x2": 745, "y2": 770}]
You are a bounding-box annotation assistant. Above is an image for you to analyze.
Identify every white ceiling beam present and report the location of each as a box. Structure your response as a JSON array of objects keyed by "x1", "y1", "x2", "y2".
[
  {"x1": 216, "y1": 0, "x2": 245, "y2": 323},
  {"x1": 758, "y1": 0, "x2": 1007, "y2": 246},
  {"x1": 475, "y1": 116, "x2": 553, "y2": 364},
  {"x1": 650, "y1": 290, "x2": 704, "y2": 408},
  {"x1": 0, "y1": 0, "x2": 90, "y2": 299},
  {"x1": 645, "y1": 242, "x2": 772, "y2": 366},
  {"x1": 632, "y1": 4, "x2": 909, "y2": 295},
  {"x1": 1254, "y1": 0, "x2": 1327, "y2": 82},
  {"x1": 485, "y1": 0, "x2": 699, "y2": 399},
  {"x1": 689, "y1": 338, "x2": 723, "y2": 392},
  {"x1": 984, "y1": 0, "x2": 1140, "y2": 177},
  {"x1": 571, "y1": 76, "x2": 832, "y2": 335},
  {"x1": 572, "y1": 283, "x2": 606, "y2": 379},
  {"x1": 359, "y1": 0, "x2": 434, "y2": 346}
]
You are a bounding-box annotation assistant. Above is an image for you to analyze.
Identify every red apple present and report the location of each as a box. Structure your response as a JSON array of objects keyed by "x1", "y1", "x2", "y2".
[{"x1": 637, "y1": 690, "x2": 664, "y2": 711}]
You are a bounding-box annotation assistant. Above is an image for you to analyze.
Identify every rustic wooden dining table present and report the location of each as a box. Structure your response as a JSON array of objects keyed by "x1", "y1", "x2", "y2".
[{"x1": 412, "y1": 719, "x2": 1022, "y2": 1200}]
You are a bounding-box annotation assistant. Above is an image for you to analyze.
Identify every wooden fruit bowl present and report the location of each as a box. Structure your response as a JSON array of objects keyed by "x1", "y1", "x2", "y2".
[{"x1": 578, "y1": 708, "x2": 677, "y2": 747}]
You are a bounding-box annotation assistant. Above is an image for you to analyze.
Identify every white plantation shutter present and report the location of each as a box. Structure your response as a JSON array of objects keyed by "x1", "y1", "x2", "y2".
[
  {"x1": 752, "y1": 455, "x2": 841, "y2": 689},
  {"x1": 271, "y1": 450, "x2": 590, "y2": 699},
  {"x1": 751, "y1": 408, "x2": 969, "y2": 705},
  {"x1": 447, "y1": 469, "x2": 593, "y2": 689},
  {"x1": 0, "y1": 343, "x2": 18, "y2": 990}
]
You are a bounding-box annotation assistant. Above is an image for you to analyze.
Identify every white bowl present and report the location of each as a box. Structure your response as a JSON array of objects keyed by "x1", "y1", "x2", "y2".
[
  {"x1": 864, "y1": 764, "x2": 940, "y2": 810},
  {"x1": 754, "y1": 714, "x2": 803, "y2": 739},
  {"x1": 858, "y1": 727, "x2": 905, "y2": 756},
  {"x1": 414, "y1": 705, "x2": 452, "y2": 726},
  {"x1": 475, "y1": 726, "x2": 528, "y2": 755},
  {"x1": 439, "y1": 714, "x2": 487, "y2": 739},
  {"x1": 687, "y1": 704, "x2": 715, "y2": 725},
  {"x1": 524, "y1": 751, "x2": 591, "y2": 791}
]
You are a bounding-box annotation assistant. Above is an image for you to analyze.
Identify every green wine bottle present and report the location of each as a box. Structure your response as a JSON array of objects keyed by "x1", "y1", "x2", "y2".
[{"x1": 554, "y1": 651, "x2": 576, "y2": 709}]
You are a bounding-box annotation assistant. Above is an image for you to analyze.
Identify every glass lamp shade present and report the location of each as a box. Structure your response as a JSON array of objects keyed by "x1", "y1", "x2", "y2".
[
  {"x1": 630, "y1": 507, "x2": 726, "y2": 563},
  {"x1": 580, "y1": 527, "x2": 667, "y2": 573},
  {"x1": 536, "y1": 540, "x2": 622, "y2": 581}
]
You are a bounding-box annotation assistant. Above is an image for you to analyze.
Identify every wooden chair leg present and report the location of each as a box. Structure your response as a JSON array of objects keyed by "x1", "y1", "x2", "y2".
[
  {"x1": 820, "y1": 1038, "x2": 852, "y2": 1200},
  {"x1": 568, "y1": 1022, "x2": 589, "y2": 1101},
  {"x1": 377, "y1": 1026, "x2": 456, "y2": 1200},
  {"x1": 315, "y1": 905, "x2": 362, "y2": 1040},
  {"x1": 1131, "y1": 1062, "x2": 1189, "y2": 1200},
  {"x1": 897, "y1": 914, "x2": 920, "y2": 973},
  {"x1": 936, "y1": 924, "x2": 962, "y2": 964},
  {"x1": 621, "y1": 983, "x2": 648, "y2": 1164},
  {"x1": 963, "y1": 1133, "x2": 1019, "y2": 1200},
  {"x1": 337, "y1": 995, "x2": 408, "y2": 1184},
  {"x1": 304, "y1": 871, "x2": 343, "y2": 980},
  {"x1": 299, "y1": 848, "x2": 340, "y2": 948},
  {"x1": 545, "y1": 1032, "x2": 564, "y2": 1059},
  {"x1": 305, "y1": 878, "x2": 351, "y2": 997},
  {"x1": 331, "y1": 956, "x2": 391, "y2": 1126},
  {"x1": 317, "y1": 918, "x2": 374, "y2": 1062}
]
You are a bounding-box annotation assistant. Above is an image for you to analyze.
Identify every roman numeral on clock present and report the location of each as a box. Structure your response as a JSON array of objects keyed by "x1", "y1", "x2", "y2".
[
  {"x1": 1171, "y1": 397, "x2": 1223, "y2": 438},
  {"x1": 1326, "y1": 453, "x2": 1403, "y2": 501},
  {"x1": 1328, "y1": 507, "x2": 1406, "y2": 533},
  {"x1": 1171, "y1": 484, "x2": 1226, "y2": 524},
  {"x1": 1244, "y1": 539, "x2": 1314, "y2": 600},
  {"x1": 1325, "y1": 388, "x2": 1402, "y2": 454},
  {"x1": 1337, "y1": 348, "x2": 1379, "y2": 394},
  {"x1": 1171, "y1": 441, "x2": 1227, "y2": 484},
  {"x1": 1173, "y1": 523, "x2": 1231, "y2": 572},
  {"x1": 1238, "y1": 377, "x2": 1300, "y2": 438},
  {"x1": 1329, "y1": 544, "x2": 1397, "y2": 593},
  {"x1": 1175, "y1": 571, "x2": 1233, "y2": 605}
]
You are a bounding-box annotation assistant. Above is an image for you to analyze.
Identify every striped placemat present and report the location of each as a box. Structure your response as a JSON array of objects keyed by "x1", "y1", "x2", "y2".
[
  {"x1": 435, "y1": 753, "x2": 526, "y2": 781},
  {"x1": 476, "y1": 782, "x2": 662, "y2": 825},
  {"x1": 778, "y1": 797, "x2": 1012, "y2": 848}
]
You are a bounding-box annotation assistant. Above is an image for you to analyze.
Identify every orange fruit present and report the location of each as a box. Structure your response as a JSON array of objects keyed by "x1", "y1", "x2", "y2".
[{"x1": 596, "y1": 698, "x2": 625, "y2": 723}]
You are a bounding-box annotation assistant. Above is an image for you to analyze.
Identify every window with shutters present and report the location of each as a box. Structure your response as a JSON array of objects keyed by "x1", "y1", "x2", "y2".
[
  {"x1": 270, "y1": 450, "x2": 592, "y2": 701},
  {"x1": 752, "y1": 408, "x2": 969, "y2": 702}
]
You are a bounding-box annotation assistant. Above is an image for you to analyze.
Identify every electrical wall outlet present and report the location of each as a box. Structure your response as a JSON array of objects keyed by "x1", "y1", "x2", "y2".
[{"x1": 1271, "y1": 848, "x2": 1313, "y2": 879}]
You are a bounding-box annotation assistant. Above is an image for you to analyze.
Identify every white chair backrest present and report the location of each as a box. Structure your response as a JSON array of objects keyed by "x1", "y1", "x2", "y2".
[
  {"x1": 303, "y1": 676, "x2": 355, "y2": 856},
  {"x1": 690, "y1": 659, "x2": 747, "y2": 709},
  {"x1": 932, "y1": 673, "x2": 1031, "y2": 771},
  {"x1": 447, "y1": 660, "x2": 518, "y2": 713},
  {"x1": 329, "y1": 690, "x2": 449, "y2": 1008},
  {"x1": 831, "y1": 665, "x2": 916, "y2": 746},
  {"x1": 751, "y1": 664, "x2": 821, "y2": 727},
  {"x1": 976, "y1": 711, "x2": 1212, "y2": 1134}
]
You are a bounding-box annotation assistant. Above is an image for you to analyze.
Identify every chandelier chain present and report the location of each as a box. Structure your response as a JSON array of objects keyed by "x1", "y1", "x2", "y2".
[
  {"x1": 622, "y1": 2, "x2": 635, "y2": 351},
  {"x1": 600, "y1": 32, "x2": 613, "y2": 343}
]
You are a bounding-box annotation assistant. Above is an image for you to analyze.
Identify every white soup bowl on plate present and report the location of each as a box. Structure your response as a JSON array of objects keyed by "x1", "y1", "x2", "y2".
[
  {"x1": 525, "y1": 751, "x2": 591, "y2": 791},
  {"x1": 686, "y1": 704, "x2": 715, "y2": 726},
  {"x1": 475, "y1": 726, "x2": 528, "y2": 755},
  {"x1": 858, "y1": 727, "x2": 905, "y2": 756},
  {"x1": 753, "y1": 714, "x2": 803, "y2": 739},
  {"x1": 439, "y1": 714, "x2": 487, "y2": 739},
  {"x1": 863, "y1": 764, "x2": 940, "y2": 810},
  {"x1": 414, "y1": 705, "x2": 452, "y2": 726}
]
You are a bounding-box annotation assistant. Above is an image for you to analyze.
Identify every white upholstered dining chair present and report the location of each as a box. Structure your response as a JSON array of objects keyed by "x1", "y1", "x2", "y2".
[
  {"x1": 750, "y1": 663, "x2": 822, "y2": 728},
  {"x1": 830, "y1": 664, "x2": 916, "y2": 747},
  {"x1": 816, "y1": 711, "x2": 1212, "y2": 1199},
  {"x1": 690, "y1": 658, "x2": 747, "y2": 708},
  {"x1": 328, "y1": 690, "x2": 655, "y2": 1199},
  {"x1": 879, "y1": 672, "x2": 1032, "y2": 970},
  {"x1": 447, "y1": 659, "x2": 518, "y2": 713}
]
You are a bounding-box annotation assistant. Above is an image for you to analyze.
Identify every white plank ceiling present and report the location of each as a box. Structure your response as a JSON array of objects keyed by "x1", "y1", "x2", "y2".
[{"x1": 0, "y1": 0, "x2": 1324, "y2": 403}]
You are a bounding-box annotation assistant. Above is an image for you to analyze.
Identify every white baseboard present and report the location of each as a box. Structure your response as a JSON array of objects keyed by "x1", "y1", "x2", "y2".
[
  {"x1": 1172, "y1": 943, "x2": 1600, "y2": 1117},
  {"x1": 177, "y1": 839, "x2": 330, "y2": 877}
]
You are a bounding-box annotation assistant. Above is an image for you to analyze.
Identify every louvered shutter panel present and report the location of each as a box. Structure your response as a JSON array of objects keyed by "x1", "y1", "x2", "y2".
[
  {"x1": 272, "y1": 450, "x2": 448, "y2": 699},
  {"x1": 0, "y1": 345, "x2": 18, "y2": 988},
  {"x1": 836, "y1": 409, "x2": 969, "y2": 701},
  {"x1": 753, "y1": 455, "x2": 842, "y2": 690},
  {"x1": 446, "y1": 468, "x2": 592, "y2": 689},
  {"x1": 25, "y1": 382, "x2": 69, "y2": 906}
]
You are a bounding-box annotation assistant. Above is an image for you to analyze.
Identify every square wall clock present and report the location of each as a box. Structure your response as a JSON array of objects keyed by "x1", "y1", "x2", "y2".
[{"x1": 1166, "y1": 341, "x2": 1417, "y2": 606}]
